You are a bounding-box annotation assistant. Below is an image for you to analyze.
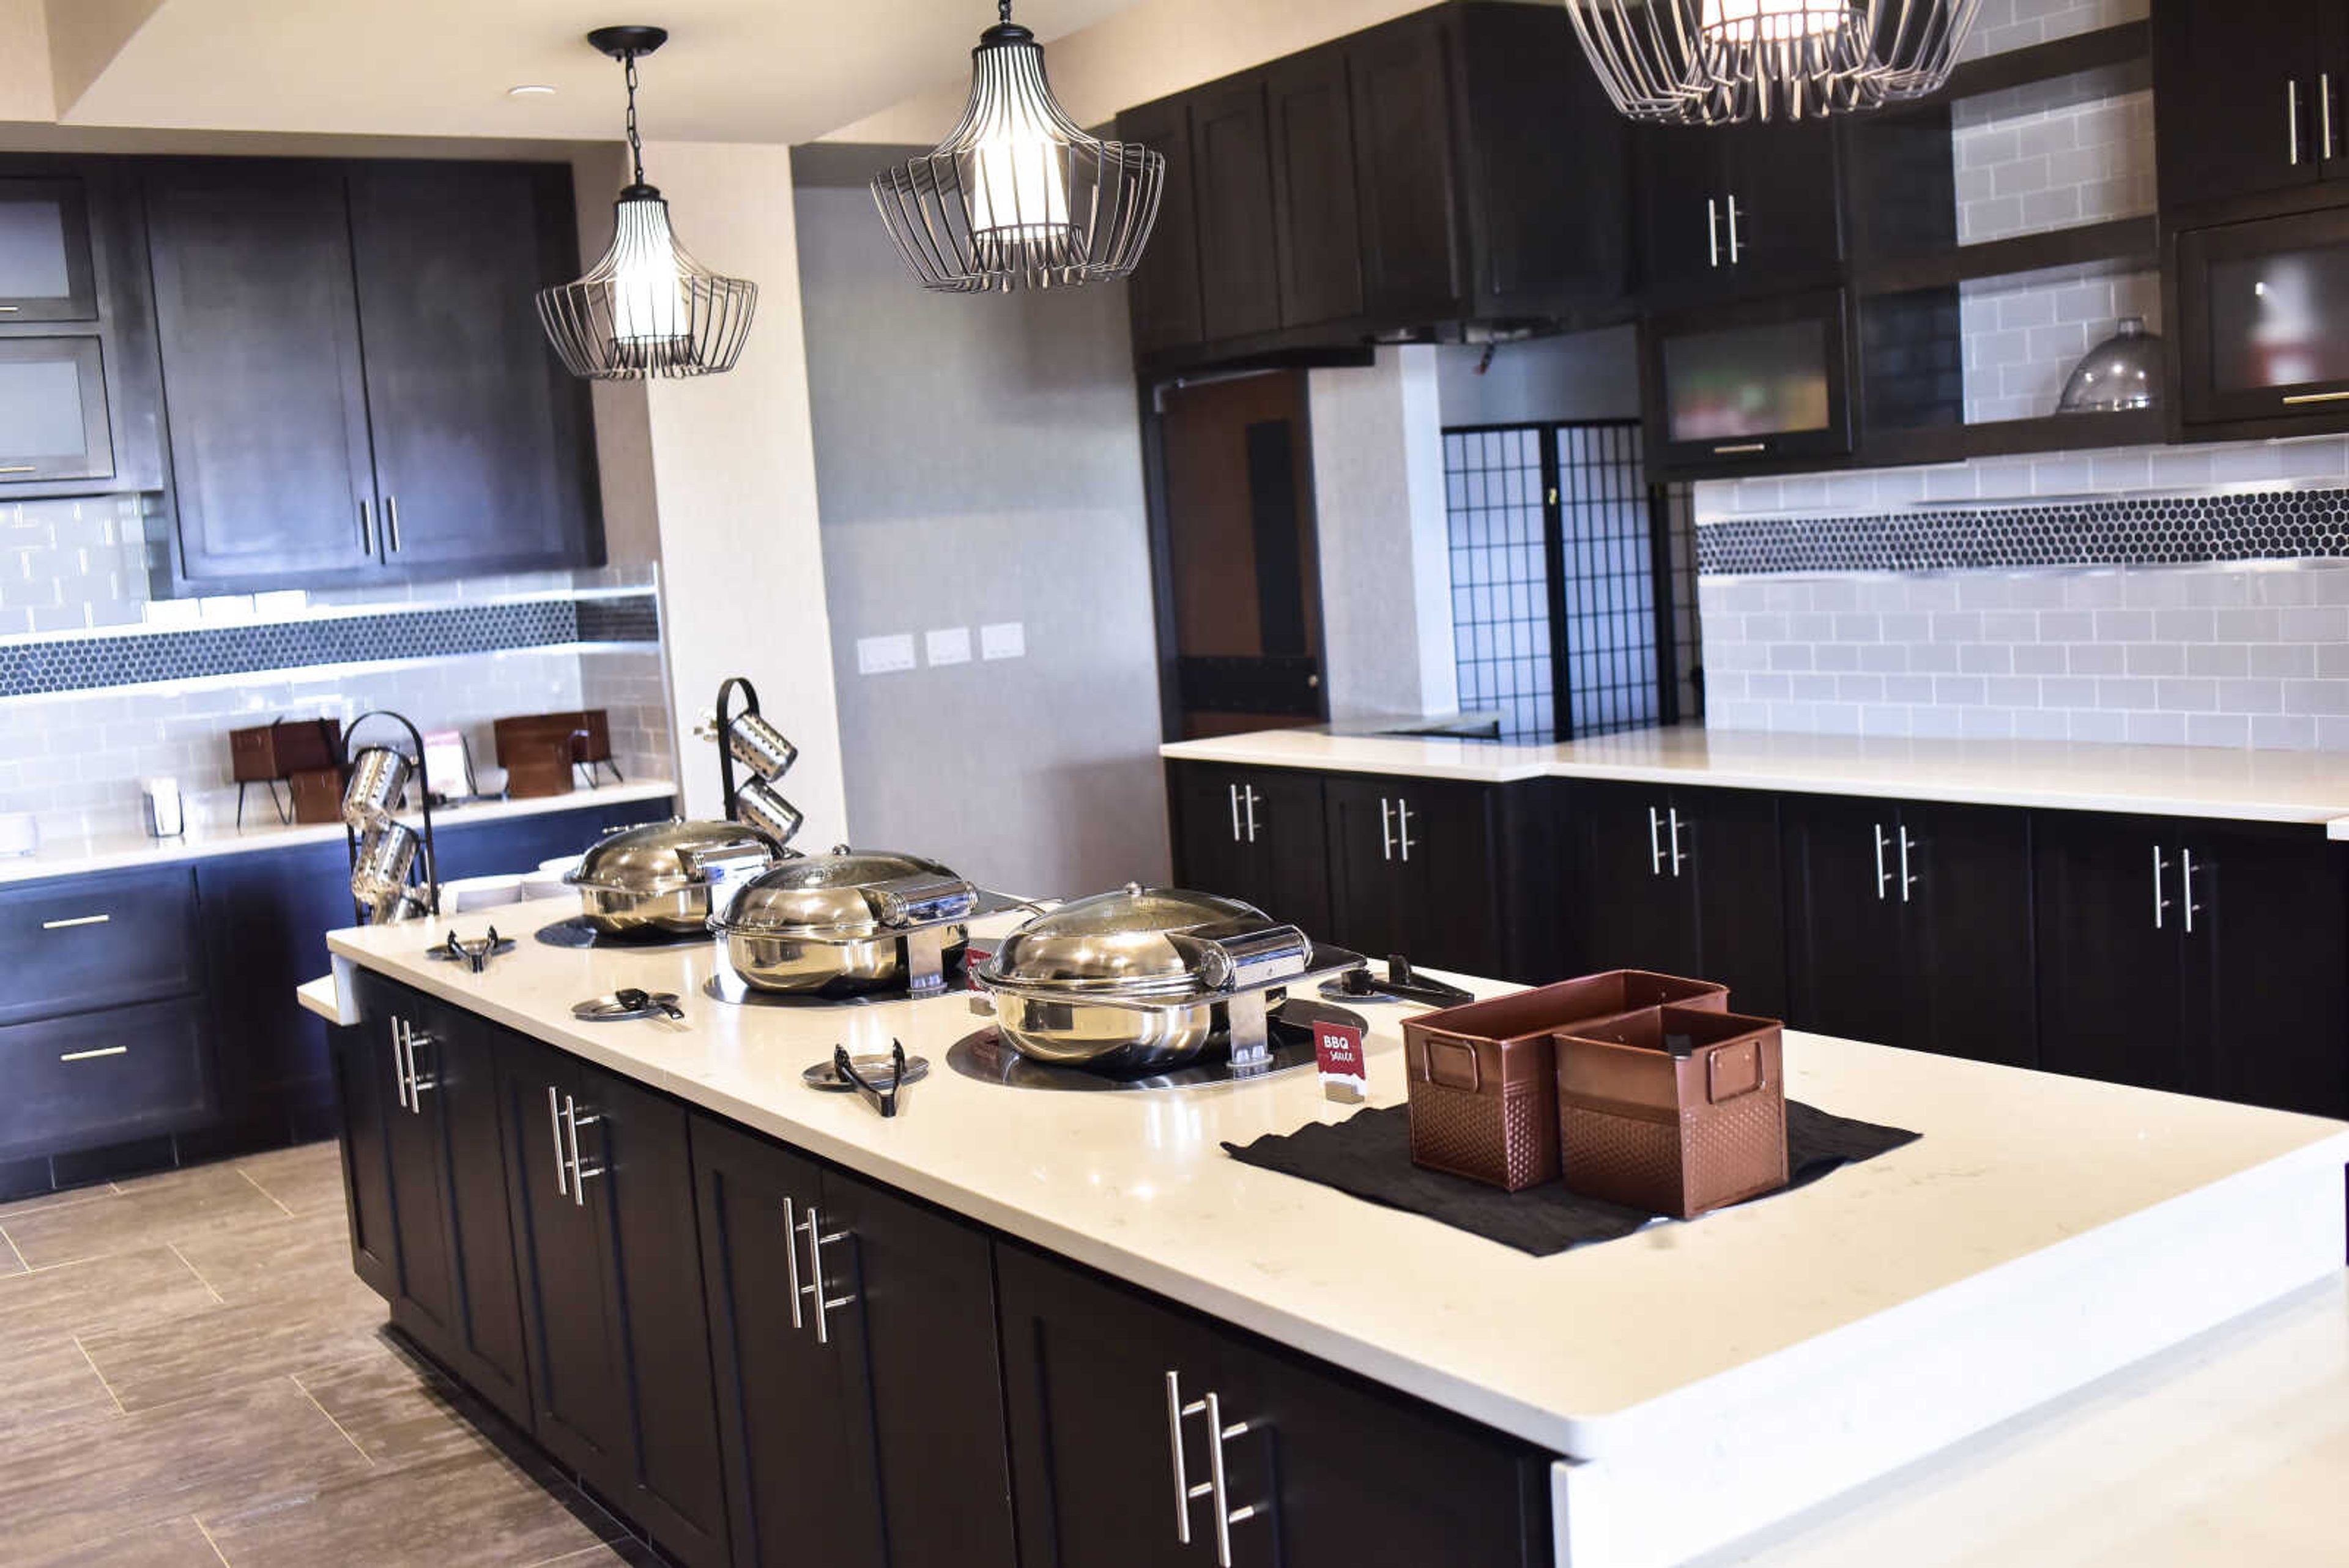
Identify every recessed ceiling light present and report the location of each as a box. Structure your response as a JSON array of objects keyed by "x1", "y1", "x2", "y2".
[{"x1": 508, "y1": 84, "x2": 557, "y2": 97}]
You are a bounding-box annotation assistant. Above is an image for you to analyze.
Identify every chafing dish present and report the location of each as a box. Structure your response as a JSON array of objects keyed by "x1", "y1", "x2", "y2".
[
  {"x1": 972, "y1": 884, "x2": 1363, "y2": 1073},
  {"x1": 709, "y1": 847, "x2": 987, "y2": 996},
  {"x1": 564, "y1": 818, "x2": 783, "y2": 936}
]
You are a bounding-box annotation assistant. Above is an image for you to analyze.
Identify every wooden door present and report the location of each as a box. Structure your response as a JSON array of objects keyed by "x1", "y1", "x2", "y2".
[
  {"x1": 1388, "y1": 779, "x2": 1501, "y2": 975},
  {"x1": 328, "y1": 1018, "x2": 401, "y2": 1302},
  {"x1": 144, "y1": 162, "x2": 379, "y2": 584},
  {"x1": 346, "y1": 162, "x2": 597, "y2": 574},
  {"x1": 692, "y1": 1118, "x2": 879, "y2": 1568},
  {"x1": 1265, "y1": 49, "x2": 1365, "y2": 328},
  {"x1": 1320, "y1": 776, "x2": 1409, "y2": 964},
  {"x1": 1682, "y1": 787, "x2": 1789, "y2": 1018},
  {"x1": 2154, "y1": 0, "x2": 2325, "y2": 211},
  {"x1": 2033, "y1": 812, "x2": 2187, "y2": 1093},
  {"x1": 1721, "y1": 119, "x2": 1844, "y2": 290},
  {"x1": 1349, "y1": 15, "x2": 1463, "y2": 324},
  {"x1": 1189, "y1": 79, "x2": 1283, "y2": 341},
  {"x1": 580, "y1": 1063, "x2": 732, "y2": 1568},
  {"x1": 1567, "y1": 781, "x2": 1701, "y2": 980},
  {"x1": 2180, "y1": 826, "x2": 2349, "y2": 1117},
  {"x1": 1117, "y1": 100, "x2": 1203, "y2": 352},
  {"x1": 998, "y1": 1245, "x2": 1225, "y2": 1568},
  {"x1": 1779, "y1": 794, "x2": 1908, "y2": 1049},
  {"x1": 821, "y1": 1168, "x2": 1017, "y2": 1568},
  {"x1": 1899, "y1": 802, "x2": 2037, "y2": 1069}
]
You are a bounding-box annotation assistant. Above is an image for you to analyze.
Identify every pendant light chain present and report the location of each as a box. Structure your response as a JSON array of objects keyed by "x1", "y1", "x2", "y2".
[{"x1": 623, "y1": 51, "x2": 647, "y2": 187}]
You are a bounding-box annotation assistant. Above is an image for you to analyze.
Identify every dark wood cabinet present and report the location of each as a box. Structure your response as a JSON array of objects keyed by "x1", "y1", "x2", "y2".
[
  {"x1": 1168, "y1": 761, "x2": 1334, "y2": 936},
  {"x1": 1266, "y1": 50, "x2": 1365, "y2": 329},
  {"x1": 0, "y1": 337, "x2": 112, "y2": 483},
  {"x1": 1116, "y1": 99, "x2": 1204, "y2": 354},
  {"x1": 1189, "y1": 80, "x2": 1285, "y2": 343},
  {"x1": 2154, "y1": 0, "x2": 2349, "y2": 217},
  {"x1": 0, "y1": 175, "x2": 97, "y2": 321},
  {"x1": 1565, "y1": 781, "x2": 1786, "y2": 1018},
  {"x1": 1637, "y1": 118, "x2": 1843, "y2": 307},
  {"x1": 1782, "y1": 797, "x2": 2035, "y2": 1067},
  {"x1": 2036, "y1": 813, "x2": 2349, "y2": 1118},
  {"x1": 329, "y1": 1015, "x2": 401, "y2": 1302},
  {"x1": 1348, "y1": 15, "x2": 1463, "y2": 325},
  {"x1": 1323, "y1": 775, "x2": 1503, "y2": 976},
  {"x1": 999, "y1": 1244, "x2": 1549, "y2": 1568}
]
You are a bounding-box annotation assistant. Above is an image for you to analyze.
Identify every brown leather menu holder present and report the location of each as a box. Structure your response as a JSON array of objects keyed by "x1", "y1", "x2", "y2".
[{"x1": 1554, "y1": 1004, "x2": 1789, "y2": 1219}]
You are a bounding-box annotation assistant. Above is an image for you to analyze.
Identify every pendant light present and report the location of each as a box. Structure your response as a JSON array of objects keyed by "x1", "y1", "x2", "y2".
[
  {"x1": 1565, "y1": 0, "x2": 1982, "y2": 124},
  {"x1": 537, "y1": 26, "x2": 757, "y2": 379},
  {"x1": 871, "y1": 1, "x2": 1165, "y2": 293}
]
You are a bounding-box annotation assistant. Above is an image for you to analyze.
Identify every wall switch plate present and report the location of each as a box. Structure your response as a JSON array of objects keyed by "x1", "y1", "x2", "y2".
[
  {"x1": 856, "y1": 633, "x2": 917, "y2": 675},
  {"x1": 926, "y1": 626, "x2": 972, "y2": 667},
  {"x1": 981, "y1": 621, "x2": 1026, "y2": 661}
]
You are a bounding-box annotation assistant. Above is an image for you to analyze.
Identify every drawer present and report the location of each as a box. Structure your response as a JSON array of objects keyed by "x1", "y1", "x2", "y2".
[
  {"x1": 0, "y1": 868, "x2": 203, "y2": 1025},
  {"x1": 0, "y1": 996, "x2": 213, "y2": 1159}
]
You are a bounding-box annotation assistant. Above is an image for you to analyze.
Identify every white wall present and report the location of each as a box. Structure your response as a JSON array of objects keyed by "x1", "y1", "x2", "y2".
[{"x1": 1309, "y1": 346, "x2": 1458, "y2": 723}]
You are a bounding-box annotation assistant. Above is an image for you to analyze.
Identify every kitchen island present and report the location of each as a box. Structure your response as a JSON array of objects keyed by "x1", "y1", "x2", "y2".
[{"x1": 317, "y1": 902, "x2": 2348, "y2": 1568}]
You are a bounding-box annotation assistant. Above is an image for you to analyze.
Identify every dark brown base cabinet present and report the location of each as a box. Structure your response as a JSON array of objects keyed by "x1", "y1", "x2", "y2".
[{"x1": 1169, "y1": 760, "x2": 1334, "y2": 940}]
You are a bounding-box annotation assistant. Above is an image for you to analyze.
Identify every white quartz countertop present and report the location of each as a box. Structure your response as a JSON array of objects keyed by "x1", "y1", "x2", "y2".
[
  {"x1": 0, "y1": 781, "x2": 677, "y2": 886},
  {"x1": 1161, "y1": 726, "x2": 2349, "y2": 829},
  {"x1": 323, "y1": 902, "x2": 2348, "y2": 1470}
]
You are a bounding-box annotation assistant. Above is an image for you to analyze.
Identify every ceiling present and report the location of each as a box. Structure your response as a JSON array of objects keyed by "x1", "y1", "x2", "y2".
[{"x1": 52, "y1": 0, "x2": 1145, "y2": 144}]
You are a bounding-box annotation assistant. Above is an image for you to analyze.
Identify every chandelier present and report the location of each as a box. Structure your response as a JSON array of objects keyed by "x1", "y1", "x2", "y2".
[
  {"x1": 538, "y1": 26, "x2": 757, "y2": 379},
  {"x1": 872, "y1": 1, "x2": 1165, "y2": 293},
  {"x1": 1565, "y1": 0, "x2": 1983, "y2": 124}
]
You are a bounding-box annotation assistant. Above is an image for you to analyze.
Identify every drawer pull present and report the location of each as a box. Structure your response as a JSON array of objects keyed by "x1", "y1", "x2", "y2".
[
  {"x1": 1712, "y1": 442, "x2": 1768, "y2": 455},
  {"x1": 0, "y1": 464, "x2": 37, "y2": 474},
  {"x1": 42, "y1": 914, "x2": 112, "y2": 930},
  {"x1": 60, "y1": 1046, "x2": 128, "y2": 1062},
  {"x1": 2282, "y1": 390, "x2": 2349, "y2": 406}
]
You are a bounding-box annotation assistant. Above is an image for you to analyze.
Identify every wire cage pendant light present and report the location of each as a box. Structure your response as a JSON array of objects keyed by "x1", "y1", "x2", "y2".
[
  {"x1": 538, "y1": 26, "x2": 757, "y2": 380},
  {"x1": 872, "y1": 1, "x2": 1165, "y2": 293},
  {"x1": 1565, "y1": 0, "x2": 1983, "y2": 124}
]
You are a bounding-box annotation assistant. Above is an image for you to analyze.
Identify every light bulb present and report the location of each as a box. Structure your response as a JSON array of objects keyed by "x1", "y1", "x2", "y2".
[
  {"x1": 607, "y1": 192, "x2": 692, "y2": 366},
  {"x1": 1700, "y1": 0, "x2": 1853, "y2": 46},
  {"x1": 969, "y1": 132, "x2": 1072, "y2": 243}
]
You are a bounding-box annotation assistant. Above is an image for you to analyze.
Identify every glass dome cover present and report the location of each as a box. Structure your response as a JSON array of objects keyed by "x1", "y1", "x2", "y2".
[{"x1": 2058, "y1": 316, "x2": 2163, "y2": 414}]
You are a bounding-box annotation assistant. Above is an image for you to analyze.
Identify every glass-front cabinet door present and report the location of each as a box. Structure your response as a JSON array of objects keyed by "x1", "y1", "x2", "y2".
[
  {"x1": 2178, "y1": 206, "x2": 2349, "y2": 430},
  {"x1": 0, "y1": 178, "x2": 97, "y2": 323},
  {"x1": 0, "y1": 339, "x2": 113, "y2": 483}
]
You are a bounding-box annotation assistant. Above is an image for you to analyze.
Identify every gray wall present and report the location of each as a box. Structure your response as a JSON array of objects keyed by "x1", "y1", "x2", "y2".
[{"x1": 791, "y1": 144, "x2": 1170, "y2": 898}]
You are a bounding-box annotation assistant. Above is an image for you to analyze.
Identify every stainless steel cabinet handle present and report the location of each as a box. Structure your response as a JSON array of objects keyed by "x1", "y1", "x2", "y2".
[
  {"x1": 1668, "y1": 808, "x2": 1687, "y2": 877},
  {"x1": 2182, "y1": 849, "x2": 2202, "y2": 935},
  {"x1": 2152, "y1": 845, "x2": 2171, "y2": 931},
  {"x1": 782, "y1": 1195, "x2": 806, "y2": 1330},
  {"x1": 1165, "y1": 1372, "x2": 1213, "y2": 1544},
  {"x1": 1899, "y1": 827, "x2": 1918, "y2": 903},
  {"x1": 358, "y1": 499, "x2": 374, "y2": 555},
  {"x1": 1243, "y1": 787, "x2": 1260, "y2": 844},
  {"x1": 1228, "y1": 784, "x2": 1242, "y2": 843},
  {"x1": 1379, "y1": 797, "x2": 1395, "y2": 862},
  {"x1": 404, "y1": 1028, "x2": 436, "y2": 1105},
  {"x1": 2290, "y1": 80, "x2": 2303, "y2": 166},
  {"x1": 796, "y1": 1203, "x2": 853, "y2": 1345},
  {"x1": 563, "y1": 1095, "x2": 604, "y2": 1205},
  {"x1": 1649, "y1": 806, "x2": 1666, "y2": 875},
  {"x1": 59, "y1": 1046, "x2": 128, "y2": 1062},
  {"x1": 1397, "y1": 798, "x2": 1416, "y2": 863},
  {"x1": 384, "y1": 494, "x2": 402, "y2": 552},
  {"x1": 0, "y1": 464, "x2": 36, "y2": 474},
  {"x1": 547, "y1": 1086, "x2": 569, "y2": 1197},
  {"x1": 1712, "y1": 441, "x2": 1768, "y2": 455},
  {"x1": 2326, "y1": 75, "x2": 2338, "y2": 160},
  {"x1": 1204, "y1": 1391, "x2": 1263, "y2": 1568},
  {"x1": 1727, "y1": 194, "x2": 1745, "y2": 263},
  {"x1": 41, "y1": 913, "x2": 111, "y2": 930},
  {"x1": 1707, "y1": 197, "x2": 1721, "y2": 267},
  {"x1": 392, "y1": 1019, "x2": 413, "y2": 1113},
  {"x1": 2282, "y1": 389, "x2": 2349, "y2": 405},
  {"x1": 1873, "y1": 823, "x2": 1891, "y2": 901}
]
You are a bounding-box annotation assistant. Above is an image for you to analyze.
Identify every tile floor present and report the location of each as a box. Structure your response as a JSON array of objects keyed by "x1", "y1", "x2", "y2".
[{"x1": 0, "y1": 1142, "x2": 665, "y2": 1567}]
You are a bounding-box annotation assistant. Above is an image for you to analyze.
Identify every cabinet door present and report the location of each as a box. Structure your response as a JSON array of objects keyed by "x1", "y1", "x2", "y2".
[
  {"x1": 0, "y1": 176, "x2": 96, "y2": 320},
  {"x1": 1780, "y1": 795, "x2": 1909, "y2": 1049},
  {"x1": 1722, "y1": 119, "x2": 1844, "y2": 289},
  {"x1": 2182, "y1": 827, "x2": 2349, "y2": 1117},
  {"x1": 2033, "y1": 813, "x2": 2187, "y2": 1093},
  {"x1": 2154, "y1": 0, "x2": 2325, "y2": 211},
  {"x1": 328, "y1": 1019, "x2": 401, "y2": 1302},
  {"x1": 1321, "y1": 777, "x2": 1409, "y2": 964},
  {"x1": 1899, "y1": 802, "x2": 2036, "y2": 1069},
  {"x1": 410, "y1": 999, "x2": 533, "y2": 1430},
  {"x1": 822, "y1": 1167, "x2": 1018, "y2": 1568},
  {"x1": 1349, "y1": 17, "x2": 1464, "y2": 324},
  {"x1": 1118, "y1": 100, "x2": 1203, "y2": 352},
  {"x1": 1567, "y1": 781, "x2": 1701, "y2": 980},
  {"x1": 1265, "y1": 50, "x2": 1365, "y2": 329},
  {"x1": 578, "y1": 1062, "x2": 732, "y2": 1568},
  {"x1": 692, "y1": 1118, "x2": 880, "y2": 1568},
  {"x1": 1171, "y1": 765, "x2": 1334, "y2": 938},
  {"x1": 346, "y1": 162, "x2": 598, "y2": 574},
  {"x1": 0, "y1": 338, "x2": 111, "y2": 483},
  {"x1": 194, "y1": 839, "x2": 352, "y2": 1120},
  {"x1": 998, "y1": 1244, "x2": 1226, "y2": 1568},
  {"x1": 1682, "y1": 787, "x2": 1788, "y2": 1019},
  {"x1": 376, "y1": 1008, "x2": 459, "y2": 1345},
  {"x1": 1170, "y1": 764, "x2": 1256, "y2": 904},
  {"x1": 1636, "y1": 127, "x2": 1727, "y2": 299},
  {"x1": 144, "y1": 163, "x2": 379, "y2": 584},
  {"x1": 1389, "y1": 779, "x2": 1501, "y2": 975},
  {"x1": 1189, "y1": 80, "x2": 1283, "y2": 342}
]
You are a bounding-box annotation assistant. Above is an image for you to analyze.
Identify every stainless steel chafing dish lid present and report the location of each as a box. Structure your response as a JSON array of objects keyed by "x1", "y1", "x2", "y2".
[
  {"x1": 708, "y1": 849, "x2": 979, "y2": 941},
  {"x1": 563, "y1": 818, "x2": 783, "y2": 897},
  {"x1": 975, "y1": 885, "x2": 1312, "y2": 1004}
]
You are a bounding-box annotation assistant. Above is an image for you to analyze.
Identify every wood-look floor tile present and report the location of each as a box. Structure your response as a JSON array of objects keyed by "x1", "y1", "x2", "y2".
[
  {"x1": 9, "y1": 1513, "x2": 226, "y2": 1567},
  {"x1": 233, "y1": 1140, "x2": 350, "y2": 1217},
  {"x1": 0, "y1": 1335, "x2": 124, "y2": 1442},
  {"x1": 0, "y1": 1375, "x2": 371, "y2": 1558},
  {"x1": 77, "y1": 1294, "x2": 392, "y2": 1413},
  {"x1": 1, "y1": 1164, "x2": 293, "y2": 1270},
  {"x1": 295, "y1": 1342, "x2": 514, "y2": 1472},
  {"x1": 0, "y1": 1249, "x2": 221, "y2": 1350},
  {"x1": 0, "y1": 1181, "x2": 121, "y2": 1224},
  {"x1": 199, "y1": 1446, "x2": 621, "y2": 1568},
  {"x1": 172, "y1": 1205, "x2": 381, "y2": 1315},
  {"x1": 520, "y1": 1538, "x2": 672, "y2": 1568}
]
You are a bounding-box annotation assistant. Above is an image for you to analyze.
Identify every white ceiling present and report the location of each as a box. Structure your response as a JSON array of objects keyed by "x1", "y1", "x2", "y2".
[{"x1": 54, "y1": 0, "x2": 1146, "y2": 144}]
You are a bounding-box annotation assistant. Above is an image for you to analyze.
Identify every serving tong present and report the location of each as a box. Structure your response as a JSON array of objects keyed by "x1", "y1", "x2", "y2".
[
  {"x1": 430, "y1": 926, "x2": 514, "y2": 974},
  {"x1": 803, "y1": 1038, "x2": 927, "y2": 1118},
  {"x1": 1321, "y1": 954, "x2": 1474, "y2": 1008}
]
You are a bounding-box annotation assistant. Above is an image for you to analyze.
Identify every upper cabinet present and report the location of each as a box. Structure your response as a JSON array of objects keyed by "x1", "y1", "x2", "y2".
[
  {"x1": 2154, "y1": 1, "x2": 2349, "y2": 218},
  {"x1": 0, "y1": 177, "x2": 97, "y2": 322},
  {"x1": 144, "y1": 157, "x2": 604, "y2": 593},
  {"x1": 1117, "y1": 1, "x2": 1630, "y2": 366},
  {"x1": 1635, "y1": 119, "x2": 1846, "y2": 308}
]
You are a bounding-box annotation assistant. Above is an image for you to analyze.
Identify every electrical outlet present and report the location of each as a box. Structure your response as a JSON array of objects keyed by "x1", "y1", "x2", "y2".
[
  {"x1": 856, "y1": 633, "x2": 917, "y2": 675},
  {"x1": 926, "y1": 626, "x2": 972, "y2": 666},
  {"x1": 981, "y1": 621, "x2": 1026, "y2": 661}
]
